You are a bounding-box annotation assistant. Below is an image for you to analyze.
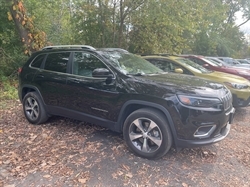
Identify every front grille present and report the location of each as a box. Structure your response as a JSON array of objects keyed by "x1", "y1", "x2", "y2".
[{"x1": 221, "y1": 92, "x2": 232, "y2": 110}]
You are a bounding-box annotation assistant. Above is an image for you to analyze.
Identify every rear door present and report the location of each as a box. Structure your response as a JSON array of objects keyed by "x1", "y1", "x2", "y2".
[{"x1": 33, "y1": 51, "x2": 71, "y2": 108}]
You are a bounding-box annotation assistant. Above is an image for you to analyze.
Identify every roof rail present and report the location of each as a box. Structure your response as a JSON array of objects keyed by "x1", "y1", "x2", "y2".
[
  {"x1": 42, "y1": 45, "x2": 96, "y2": 50},
  {"x1": 98, "y1": 48, "x2": 129, "y2": 53},
  {"x1": 141, "y1": 53, "x2": 178, "y2": 57}
]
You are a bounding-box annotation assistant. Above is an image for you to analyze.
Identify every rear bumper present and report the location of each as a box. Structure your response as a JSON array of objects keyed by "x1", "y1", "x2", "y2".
[{"x1": 18, "y1": 85, "x2": 22, "y2": 102}]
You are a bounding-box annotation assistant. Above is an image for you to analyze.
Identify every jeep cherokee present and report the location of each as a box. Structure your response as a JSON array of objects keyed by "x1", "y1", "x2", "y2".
[{"x1": 18, "y1": 45, "x2": 235, "y2": 159}]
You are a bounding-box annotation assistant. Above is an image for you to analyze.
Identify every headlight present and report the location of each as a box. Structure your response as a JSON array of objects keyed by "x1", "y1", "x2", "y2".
[
  {"x1": 177, "y1": 95, "x2": 221, "y2": 108},
  {"x1": 224, "y1": 82, "x2": 248, "y2": 89}
]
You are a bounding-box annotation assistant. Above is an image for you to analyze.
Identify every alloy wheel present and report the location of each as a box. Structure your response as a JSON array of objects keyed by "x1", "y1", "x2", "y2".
[
  {"x1": 128, "y1": 118, "x2": 163, "y2": 153},
  {"x1": 24, "y1": 97, "x2": 39, "y2": 121}
]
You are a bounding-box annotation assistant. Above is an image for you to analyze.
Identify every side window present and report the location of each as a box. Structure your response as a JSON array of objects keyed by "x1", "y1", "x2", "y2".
[
  {"x1": 44, "y1": 52, "x2": 70, "y2": 73},
  {"x1": 148, "y1": 59, "x2": 170, "y2": 71},
  {"x1": 161, "y1": 60, "x2": 193, "y2": 75},
  {"x1": 72, "y1": 52, "x2": 106, "y2": 77},
  {"x1": 148, "y1": 59, "x2": 179, "y2": 72},
  {"x1": 30, "y1": 54, "x2": 46, "y2": 68},
  {"x1": 146, "y1": 59, "x2": 193, "y2": 75},
  {"x1": 192, "y1": 58, "x2": 204, "y2": 66}
]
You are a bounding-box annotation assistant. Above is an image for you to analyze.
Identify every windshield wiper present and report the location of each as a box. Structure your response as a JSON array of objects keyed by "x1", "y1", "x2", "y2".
[
  {"x1": 127, "y1": 72, "x2": 165, "y2": 76},
  {"x1": 127, "y1": 72, "x2": 144, "y2": 76}
]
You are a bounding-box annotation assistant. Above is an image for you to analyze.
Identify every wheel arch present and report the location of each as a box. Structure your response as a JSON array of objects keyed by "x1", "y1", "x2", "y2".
[
  {"x1": 116, "y1": 100, "x2": 177, "y2": 139},
  {"x1": 20, "y1": 85, "x2": 44, "y2": 103}
]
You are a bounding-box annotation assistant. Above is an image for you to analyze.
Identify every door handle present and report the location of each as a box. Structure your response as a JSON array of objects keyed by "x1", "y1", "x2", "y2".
[
  {"x1": 36, "y1": 74, "x2": 44, "y2": 78},
  {"x1": 68, "y1": 79, "x2": 80, "y2": 84}
]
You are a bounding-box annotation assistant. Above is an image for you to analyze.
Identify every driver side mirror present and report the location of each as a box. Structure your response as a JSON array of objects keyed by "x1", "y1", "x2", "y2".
[
  {"x1": 174, "y1": 68, "x2": 183, "y2": 74},
  {"x1": 92, "y1": 68, "x2": 113, "y2": 78},
  {"x1": 92, "y1": 68, "x2": 114, "y2": 84}
]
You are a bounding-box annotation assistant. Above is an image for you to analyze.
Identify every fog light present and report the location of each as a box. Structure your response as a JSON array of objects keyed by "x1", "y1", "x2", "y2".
[{"x1": 194, "y1": 125, "x2": 216, "y2": 138}]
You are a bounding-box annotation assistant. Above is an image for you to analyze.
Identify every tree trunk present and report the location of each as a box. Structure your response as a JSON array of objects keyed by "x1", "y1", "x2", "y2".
[
  {"x1": 118, "y1": 0, "x2": 124, "y2": 48},
  {"x1": 8, "y1": 0, "x2": 46, "y2": 54}
]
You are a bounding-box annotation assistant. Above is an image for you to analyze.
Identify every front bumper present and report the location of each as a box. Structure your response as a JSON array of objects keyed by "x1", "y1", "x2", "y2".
[
  {"x1": 232, "y1": 94, "x2": 250, "y2": 107},
  {"x1": 172, "y1": 106, "x2": 235, "y2": 148},
  {"x1": 175, "y1": 122, "x2": 231, "y2": 148},
  {"x1": 229, "y1": 88, "x2": 250, "y2": 107}
]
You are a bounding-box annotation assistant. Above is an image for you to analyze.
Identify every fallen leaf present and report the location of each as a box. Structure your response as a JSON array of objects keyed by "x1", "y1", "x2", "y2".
[
  {"x1": 126, "y1": 173, "x2": 133, "y2": 178},
  {"x1": 182, "y1": 182, "x2": 188, "y2": 187},
  {"x1": 4, "y1": 185, "x2": 15, "y2": 187},
  {"x1": 47, "y1": 161, "x2": 56, "y2": 166},
  {"x1": 78, "y1": 178, "x2": 87, "y2": 184},
  {"x1": 41, "y1": 162, "x2": 47, "y2": 167},
  {"x1": 121, "y1": 164, "x2": 130, "y2": 171},
  {"x1": 117, "y1": 171, "x2": 123, "y2": 176},
  {"x1": 203, "y1": 151, "x2": 208, "y2": 155}
]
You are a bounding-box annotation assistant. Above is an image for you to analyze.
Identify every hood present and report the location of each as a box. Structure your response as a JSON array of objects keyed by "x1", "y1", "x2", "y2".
[
  {"x1": 126, "y1": 73, "x2": 228, "y2": 99},
  {"x1": 201, "y1": 71, "x2": 250, "y2": 84},
  {"x1": 223, "y1": 66, "x2": 250, "y2": 73}
]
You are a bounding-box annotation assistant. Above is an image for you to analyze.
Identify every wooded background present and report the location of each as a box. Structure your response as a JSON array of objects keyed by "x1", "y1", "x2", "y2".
[{"x1": 1, "y1": 0, "x2": 250, "y2": 78}]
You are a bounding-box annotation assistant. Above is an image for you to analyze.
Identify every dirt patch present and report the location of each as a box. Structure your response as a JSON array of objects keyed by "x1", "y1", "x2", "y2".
[{"x1": 0, "y1": 100, "x2": 250, "y2": 187}]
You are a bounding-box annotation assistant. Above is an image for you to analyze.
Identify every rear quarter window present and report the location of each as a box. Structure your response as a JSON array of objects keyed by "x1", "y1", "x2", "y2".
[{"x1": 30, "y1": 54, "x2": 46, "y2": 68}]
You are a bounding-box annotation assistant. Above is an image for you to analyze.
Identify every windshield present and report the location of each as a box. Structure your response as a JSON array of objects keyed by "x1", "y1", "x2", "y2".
[
  {"x1": 205, "y1": 58, "x2": 223, "y2": 67},
  {"x1": 237, "y1": 59, "x2": 250, "y2": 64},
  {"x1": 175, "y1": 58, "x2": 213, "y2": 73},
  {"x1": 99, "y1": 50, "x2": 163, "y2": 75},
  {"x1": 207, "y1": 57, "x2": 227, "y2": 66}
]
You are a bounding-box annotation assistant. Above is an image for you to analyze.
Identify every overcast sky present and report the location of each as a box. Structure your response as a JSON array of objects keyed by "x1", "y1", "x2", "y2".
[
  {"x1": 238, "y1": 21, "x2": 250, "y2": 34},
  {"x1": 236, "y1": 12, "x2": 250, "y2": 34}
]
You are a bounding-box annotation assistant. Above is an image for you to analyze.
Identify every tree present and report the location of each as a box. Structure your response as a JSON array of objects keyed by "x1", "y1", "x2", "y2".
[
  {"x1": 1, "y1": 0, "x2": 248, "y2": 59},
  {"x1": 8, "y1": 0, "x2": 46, "y2": 54},
  {"x1": 237, "y1": 0, "x2": 250, "y2": 27},
  {"x1": 129, "y1": 0, "x2": 205, "y2": 54},
  {"x1": 0, "y1": 1, "x2": 26, "y2": 77},
  {"x1": 24, "y1": 0, "x2": 74, "y2": 45}
]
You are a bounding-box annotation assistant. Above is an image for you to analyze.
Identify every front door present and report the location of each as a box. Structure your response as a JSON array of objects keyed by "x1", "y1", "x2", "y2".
[{"x1": 65, "y1": 51, "x2": 120, "y2": 121}]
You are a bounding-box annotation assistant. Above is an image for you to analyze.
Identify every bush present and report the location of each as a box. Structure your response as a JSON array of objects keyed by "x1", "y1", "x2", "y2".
[
  {"x1": 0, "y1": 47, "x2": 28, "y2": 77},
  {"x1": 0, "y1": 76, "x2": 18, "y2": 100},
  {"x1": 0, "y1": 47, "x2": 25, "y2": 102}
]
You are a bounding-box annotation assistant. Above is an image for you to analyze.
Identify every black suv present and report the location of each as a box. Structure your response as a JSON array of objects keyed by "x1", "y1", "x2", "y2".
[{"x1": 18, "y1": 45, "x2": 235, "y2": 159}]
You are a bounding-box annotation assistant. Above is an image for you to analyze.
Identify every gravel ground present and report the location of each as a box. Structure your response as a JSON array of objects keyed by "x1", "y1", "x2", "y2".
[{"x1": 0, "y1": 100, "x2": 249, "y2": 187}]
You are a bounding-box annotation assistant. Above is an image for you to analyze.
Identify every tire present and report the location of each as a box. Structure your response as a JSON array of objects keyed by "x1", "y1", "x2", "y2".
[
  {"x1": 123, "y1": 108, "x2": 172, "y2": 159},
  {"x1": 22, "y1": 92, "x2": 48, "y2": 124}
]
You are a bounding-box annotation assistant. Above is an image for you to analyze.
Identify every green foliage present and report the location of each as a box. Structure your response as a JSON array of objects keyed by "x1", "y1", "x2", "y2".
[
  {"x1": 0, "y1": 2, "x2": 28, "y2": 77},
  {"x1": 0, "y1": 0, "x2": 249, "y2": 83},
  {"x1": 0, "y1": 77, "x2": 18, "y2": 100},
  {"x1": 24, "y1": 0, "x2": 74, "y2": 45},
  {"x1": 69, "y1": 0, "x2": 247, "y2": 56},
  {"x1": 238, "y1": 38, "x2": 250, "y2": 58},
  {"x1": 0, "y1": 0, "x2": 249, "y2": 107},
  {"x1": 0, "y1": 47, "x2": 27, "y2": 77},
  {"x1": 128, "y1": 0, "x2": 193, "y2": 54}
]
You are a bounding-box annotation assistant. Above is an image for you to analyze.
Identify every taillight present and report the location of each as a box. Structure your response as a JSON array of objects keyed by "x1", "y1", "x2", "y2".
[{"x1": 18, "y1": 67, "x2": 22, "y2": 74}]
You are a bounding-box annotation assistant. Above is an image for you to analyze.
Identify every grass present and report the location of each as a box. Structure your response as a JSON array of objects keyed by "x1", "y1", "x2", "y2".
[{"x1": 0, "y1": 77, "x2": 18, "y2": 109}]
